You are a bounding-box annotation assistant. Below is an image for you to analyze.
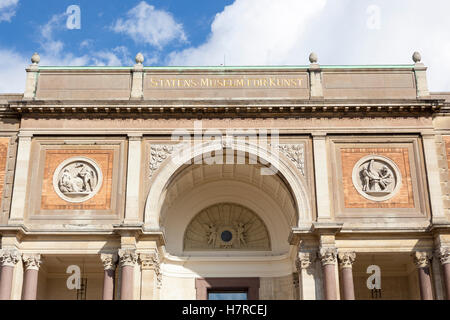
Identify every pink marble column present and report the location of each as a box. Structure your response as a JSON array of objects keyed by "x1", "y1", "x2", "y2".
[
  {"x1": 439, "y1": 249, "x2": 450, "y2": 300},
  {"x1": 21, "y1": 254, "x2": 41, "y2": 300},
  {"x1": 101, "y1": 253, "x2": 118, "y2": 300},
  {"x1": 414, "y1": 251, "x2": 433, "y2": 300},
  {"x1": 0, "y1": 249, "x2": 21, "y2": 300},
  {"x1": 338, "y1": 252, "x2": 356, "y2": 300},
  {"x1": 319, "y1": 248, "x2": 338, "y2": 300},
  {"x1": 118, "y1": 249, "x2": 137, "y2": 300}
]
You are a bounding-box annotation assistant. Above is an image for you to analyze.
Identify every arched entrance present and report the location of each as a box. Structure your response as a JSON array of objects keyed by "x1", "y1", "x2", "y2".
[{"x1": 143, "y1": 142, "x2": 312, "y2": 299}]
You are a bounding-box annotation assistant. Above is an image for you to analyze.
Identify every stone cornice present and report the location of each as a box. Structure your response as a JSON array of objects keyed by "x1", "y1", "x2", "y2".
[{"x1": 6, "y1": 99, "x2": 443, "y2": 117}]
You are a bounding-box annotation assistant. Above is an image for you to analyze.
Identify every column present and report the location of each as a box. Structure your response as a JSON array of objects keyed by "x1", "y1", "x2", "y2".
[
  {"x1": 319, "y1": 248, "x2": 338, "y2": 300},
  {"x1": 0, "y1": 249, "x2": 21, "y2": 300},
  {"x1": 413, "y1": 251, "x2": 434, "y2": 300},
  {"x1": 124, "y1": 134, "x2": 142, "y2": 224},
  {"x1": 101, "y1": 253, "x2": 118, "y2": 300},
  {"x1": 422, "y1": 133, "x2": 447, "y2": 224},
  {"x1": 119, "y1": 249, "x2": 137, "y2": 300},
  {"x1": 9, "y1": 133, "x2": 33, "y2": 224},
  {"x1": 312, "y1": 133, "x2": 332, "y2": 221},
  {"x1": 139, "y1": 251, "x2": 161, "y2": 300},
  {"x1": 338, "y1": 252, "x2": 356, "y2": 300},
  {"x1": 295, "y1": 251, "x2": 318, "y2": 300},
  {"x1": 439, "y1": 248, "x2": 450, "y2": 300},
  {"x1": 21, "y1": 254, "x2": 41, "y2": 300}
]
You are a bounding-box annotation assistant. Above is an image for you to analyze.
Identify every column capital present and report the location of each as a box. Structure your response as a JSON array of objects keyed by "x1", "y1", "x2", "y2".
[
  {"x1": 319, "y1": 248, "x2": 337, "y2": 266},
  {"x1": 338, "y1": 251, "x2": 356, "y2": 269},
  {"x1": 101, "y1": 252, "x2": 118, "y2": 270},
  {"x1": 127, "y1": 133, "x2": 143, "y2": 141},
  {"x1": 296, "y1": 251, "x2": 316, "y2": 271},
  {"x1": 139, "y1": 252, "x2": 159, "y2": 270},
  {"x1": 0, "y1": 249, "x2": 21, "y2": 267},
  {"x1": 118, "y1": 249, "x2": 138, "y2": 267},
  {"x1": 438, "y1": 247, "x2": 450, "y2": 265},
  {"x1": 139, "y1": 251, "x2": 162, "y2": 288},
  {"x1": 413, "y1": 251, "x2": 432, "y2": 268},
  {"x1": 22, "y1": 254, "x2": 41, "y2": 271}
]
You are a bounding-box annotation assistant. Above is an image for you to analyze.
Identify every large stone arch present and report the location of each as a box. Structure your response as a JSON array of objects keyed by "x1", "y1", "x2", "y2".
[{"x1": 144, "y1": 140, "x2": 312, "y2": 229}]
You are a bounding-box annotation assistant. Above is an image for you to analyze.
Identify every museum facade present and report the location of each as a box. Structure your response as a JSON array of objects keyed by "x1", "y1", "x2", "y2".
[{"x1": 0, "y1": 51, "x2": 449, "y2": 300}]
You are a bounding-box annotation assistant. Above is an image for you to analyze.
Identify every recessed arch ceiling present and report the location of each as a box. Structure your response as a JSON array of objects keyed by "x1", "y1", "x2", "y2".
[{"x1": 160, "y1": 162, "x2": 298, "y2": 229}]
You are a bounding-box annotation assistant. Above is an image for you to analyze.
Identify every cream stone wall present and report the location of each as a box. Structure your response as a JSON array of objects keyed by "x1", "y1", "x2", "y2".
[{"x1": 160, "y1": 276, "x2": 196, "y2": 300}]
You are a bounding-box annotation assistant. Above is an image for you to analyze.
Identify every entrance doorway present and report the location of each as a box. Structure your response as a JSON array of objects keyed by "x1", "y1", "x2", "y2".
[{"x1": 196, "y1": 278, "x2": 259, "y2": 300}]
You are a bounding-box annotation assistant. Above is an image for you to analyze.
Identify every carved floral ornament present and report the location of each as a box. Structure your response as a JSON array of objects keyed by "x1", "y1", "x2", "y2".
[
  {"x1": 53, "y1": 157, "x2": 103, "y2": 203},
  {"x1": 352, "y1": 155, "x2": 402, "y2": 202},
  {"x1": 184, "y1": 203, "x2": 270, "y2": 251}
]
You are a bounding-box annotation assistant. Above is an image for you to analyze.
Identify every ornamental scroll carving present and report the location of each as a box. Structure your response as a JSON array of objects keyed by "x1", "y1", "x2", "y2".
[
  {"x1": 149, "y1": 145, "x2": 174, "y2": 178},
  {"x1": 277, "y1": 144, "x2": 305, "y2": 176},
  {"x1": 352, "y1": 155, "x2": 401, "y2": 202},
  {"x1": 184, "y1": 203, "x2": 270, "y2": 251},
  {"x1": 53, "y1": 157, "x2": 102, "y2": 203}
]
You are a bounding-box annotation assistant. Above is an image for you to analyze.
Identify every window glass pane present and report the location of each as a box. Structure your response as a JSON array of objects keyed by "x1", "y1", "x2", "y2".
[{"x1": 208, "y1": 292, "x2": 248, "y2": 300}]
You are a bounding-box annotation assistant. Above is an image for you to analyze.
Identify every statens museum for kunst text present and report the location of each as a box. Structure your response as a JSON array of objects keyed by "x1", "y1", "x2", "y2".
[{"x1": 0, "y1": 51, "x2": 449, "y2": 300}]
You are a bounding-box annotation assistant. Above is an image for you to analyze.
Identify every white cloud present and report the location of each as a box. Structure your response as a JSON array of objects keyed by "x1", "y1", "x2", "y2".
[
  {"x1": 0, "y1": 49, "x2": 27, "y2": 93},
  {"x1": 0, "y1": 0, "x2": 19, "y2": 22},
  {"x1": 36, "y1": 13, "x2": 131, "y2": 67},
  {"x1": 168, "y1": 0, "x2": 450, "y2": 91},
  {"x1": 168, "y1": 0, "x2": 327, "y2": 66},
  {"x1": 112, "y1": 1, "x2": 187, "y2": 49}
]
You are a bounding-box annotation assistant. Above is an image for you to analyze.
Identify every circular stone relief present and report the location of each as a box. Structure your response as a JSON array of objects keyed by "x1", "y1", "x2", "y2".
[
  {"x1": 351, "y1": 155, "x2": 402, "y2": 202},
  {"x1": 52, "y1": 157, "x2": 103, "y2": 203}
]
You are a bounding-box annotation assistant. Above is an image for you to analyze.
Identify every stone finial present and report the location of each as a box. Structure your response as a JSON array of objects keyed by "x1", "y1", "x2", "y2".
[
  {"x1": 31, "y1": 52, "x2": 40, "y2": 65},
  {"x1": 412, "y1": 51, "x2": 422, "y2": 63},
  {"x1": 135, "y1": 52, "x2": 144, "y2": 65},
  {"x1": 309, "y1": 52, "x2": 318, "y2": 64}
]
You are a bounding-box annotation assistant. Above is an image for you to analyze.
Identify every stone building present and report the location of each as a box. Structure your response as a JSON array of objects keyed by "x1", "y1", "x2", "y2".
[{"x1": 0, "y1": 51, "x2": 449, "y2": 300}]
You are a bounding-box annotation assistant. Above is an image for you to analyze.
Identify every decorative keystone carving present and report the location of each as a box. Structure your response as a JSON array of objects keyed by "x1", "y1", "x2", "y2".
[
  {"x1": 101, "y1": 253, "x2": 118, "y2": 271},
  {"x1": 296, "y1": 252, "x2": 316, "y2": 270},
  {"x1": 22, "y1": 254, "x2": 41, "y2": 271},
  {"x1": 278, "y1": 144, "x2": 305, "y2": 175},
  {"x1": 338, "y1": 252, "x2": 356, "y2": 269},
  {"x1": 0, "y1": 249, "x2": 21, "y2": 267},
  {"x1": 318, "y1": 248, "x2": 337, "y2": 266},
  {"x1": 149, "y1": 145, "x2": 174, "y2": 178},
  {"x1": 438, "y1": 248, "x2": 450, "y2": 265},
  {"x1": 413, "y1": 251, "x2": 432, "y2": 268},
  {"x1": 118, "y1": 249, "x2": 138, "y2": 267}
]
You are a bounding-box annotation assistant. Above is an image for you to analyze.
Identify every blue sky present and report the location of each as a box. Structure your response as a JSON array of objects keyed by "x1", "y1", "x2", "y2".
[{"x1": 1, "y1": 0, "x2": 450, "y2": 93}]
